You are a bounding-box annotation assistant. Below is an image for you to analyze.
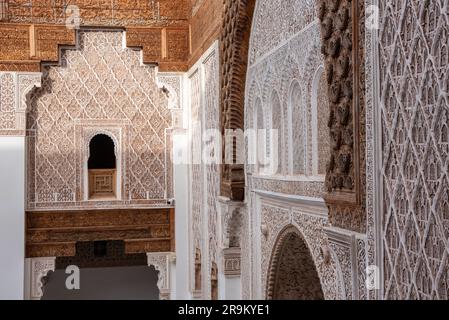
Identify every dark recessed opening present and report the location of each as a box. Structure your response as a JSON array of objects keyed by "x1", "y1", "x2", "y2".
[
  {"x1": 93, "y1": 241, "x2": 108, "y2": 257},
  {"x1": 88, "y1": 134, "x2": 116, "y2": 169}
]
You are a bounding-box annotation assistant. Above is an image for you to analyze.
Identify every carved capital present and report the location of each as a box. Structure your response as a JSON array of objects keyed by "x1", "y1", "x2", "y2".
[
  {"x1": 29, "y1": 257, "x2": 56, "y2": 300},
  {"x1": 147, "y1": 252, "x2": 175, "y2": 300},
  {"x1": 16, "y1": 72, "x2": 41, "y2": 131},
  {"x1": 324, "y1": 226, "x2": 367, "y2": 300},
  {"x1": 223, "y1": 247, "x2": 241, "y2": 276},
  {"x1": 217, "y1": 196, "x2": 246, "y2": 248}
]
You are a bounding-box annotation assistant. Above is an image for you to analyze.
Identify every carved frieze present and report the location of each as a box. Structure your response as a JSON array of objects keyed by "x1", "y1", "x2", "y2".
[
  {"x1": 26, "y1": 208, "x2": 175, "y2": 258},
  {"x1": 0, "y1": 24, "x2": 189, "y2": 72},
  {"x1": 4, "y1": 0, "x2": 190, "y2": 27},
  {"x1": 223, "y1": 247, "x2": 241, "y2": 276}
]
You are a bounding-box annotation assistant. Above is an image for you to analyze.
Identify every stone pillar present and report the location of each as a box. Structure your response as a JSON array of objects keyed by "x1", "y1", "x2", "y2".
[
  {"x1": 24, "y1": 257, "x2": 56, "y2": 300},
  {"x1": 147, "y1": 252, "x2": 175, "y2": 300}
]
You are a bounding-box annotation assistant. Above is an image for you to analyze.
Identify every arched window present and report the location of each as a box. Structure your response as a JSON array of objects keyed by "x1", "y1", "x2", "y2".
[
  {"x1": 254, "y1": 98, "x2": 268, "y2": 174},
  {"x1": 311, "y1": 67, "x2": 330, "y2": 176},
  {"x1": 88, "y1": 134, "x2": 117, "y2": 200},
  {"x1": 288, "y1": 81, "x2": 306, "y2": 175}
]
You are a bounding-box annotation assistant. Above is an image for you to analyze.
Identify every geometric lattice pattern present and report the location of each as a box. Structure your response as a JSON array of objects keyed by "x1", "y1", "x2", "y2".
[
  {"x1": 0, "y1": 73, "x2": 15, "y2": 130},
  {"x1": 189, "y1": 68, "x2": 204, "y2": 293},
  {"x1": 27, "y1": 30, "x2": 171, "y2": 209},
  {"x1": 187, "y1": 44, "x2": 221, "y2": 298},
  {"x1": 204, "y1": 50, "x2": 220, "y2": 297},
  {"x1": 380, "y1": 0, "x2": 449, "y2": 299}
]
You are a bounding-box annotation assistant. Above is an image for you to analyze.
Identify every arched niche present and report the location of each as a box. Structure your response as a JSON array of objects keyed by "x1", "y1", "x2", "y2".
[
  {"x1": 266, "y1": 226, "x2": 324, "y2": 300},
  {"x1": 311, "y1": 66, "x2": 330, "y2": 176},
  {"x1": 254, "y1": 98, "x2": 269, "y2": 174},
  {"x1": 270, "y1": 90, "x2": 283, "y2": 175},
  {"x1": 84, "y1": 131, "x2": 121, "y2": 201},
  {"x1": 288, "y1": 80, "x2": 306, "y2": 175}
]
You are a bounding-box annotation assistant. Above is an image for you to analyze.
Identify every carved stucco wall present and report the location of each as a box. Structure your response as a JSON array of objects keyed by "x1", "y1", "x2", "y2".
[
  {"x1": 364, "y1": 0, "x2": 449, "y2": 300},
  {"x1": 246, "y1": 24, "x2": 328, "y2": 184},
  {"x1": 258, "y1": 197, "x2": 339, "y2": 300},
  {"x1": 187, "y1": 42, "x2": 220, "y2": 299},
  {"x1": 0, "y1": 72, "x2": 41, "y2": 136},
  {"x1": 26, "y1": 29, "x2": 179, "y2": 210},
  {"x1": 244, "y1": 0, "x2": 339, "y2": 300},
  {"x1": 248, "y1": 0, "x2": 316, "y2": 65}
]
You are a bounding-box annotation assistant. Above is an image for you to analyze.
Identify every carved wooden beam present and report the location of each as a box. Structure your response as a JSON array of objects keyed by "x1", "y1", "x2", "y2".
[
  {"x1": 0, "y1": 24, "x2": 190, "y2": 72},
  {"x1": 0, "y1": 0, "x2": 8, "y2": 22},
  {"x1": 26, "y1": 208, "x2": 175, "y2": 258},
  {"x1": 126, "y1": 26, "x2": 190, "y2": 72},
  {"x1": 219, "y1": 0, "x2": 256, "y2": 201},
  {"x1": 318, "y1": 0, "x2": 366, "y2": 232}
]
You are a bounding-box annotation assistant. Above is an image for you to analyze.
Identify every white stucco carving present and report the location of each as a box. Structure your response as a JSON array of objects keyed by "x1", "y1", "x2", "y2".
[{"x1": 147, "y1": 252, "x2": 175, "y2": 300}]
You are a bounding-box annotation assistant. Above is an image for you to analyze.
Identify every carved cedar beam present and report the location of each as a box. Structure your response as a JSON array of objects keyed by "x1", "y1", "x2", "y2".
[
  {"x1": 0, "y1": 1, "x2": 8, "y2": 22},
  {"x1": 318, "y1": 0, "x2": 366, "y2": 232},
  {"x1": 220, "y1": 0, "x2": 256, "y2": 201},
  {"x1": 0, "y1": 24, "x2": 190, "y2": 72},
  {"x1": 126, "y1": 27, "x2": 190, "y2": 72},
  {"x1": 26, "y1": 208, "x2": 175, "y2": 258}
]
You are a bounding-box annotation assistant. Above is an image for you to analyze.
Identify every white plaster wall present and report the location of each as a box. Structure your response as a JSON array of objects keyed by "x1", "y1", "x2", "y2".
[
  {"x1": 173, "y1": 130, "x2": 192, "y2": 299},
  {"x1": 0, "y1": 137, "x2": 25, "y2": 299}
]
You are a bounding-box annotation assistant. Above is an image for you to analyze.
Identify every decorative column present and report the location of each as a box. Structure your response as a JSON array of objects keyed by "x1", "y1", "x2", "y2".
[
  {"x1": 16, "y1": 73, "x2": 42, "y2": 133},
  {"x1": 147, "y1": 252, "x2": 175, "y2": 300},
  {"x1": 217, "y1": 196, "x2": 245, "y2": 299},
  {"x1": 24, "y1": 257, "x2": 56, "y2": 300},
  {"x1": 324, "y1": 227, "x2": 368, "y2": 300}
]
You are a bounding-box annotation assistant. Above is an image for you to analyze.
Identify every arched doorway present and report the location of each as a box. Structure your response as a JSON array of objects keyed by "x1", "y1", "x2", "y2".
[
  {"x1": 88, "y1": 134, "x2": 117, "y2": 200},
  {"x1": 267, "y1": 226, "x2": 324, "y2": 300}
]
